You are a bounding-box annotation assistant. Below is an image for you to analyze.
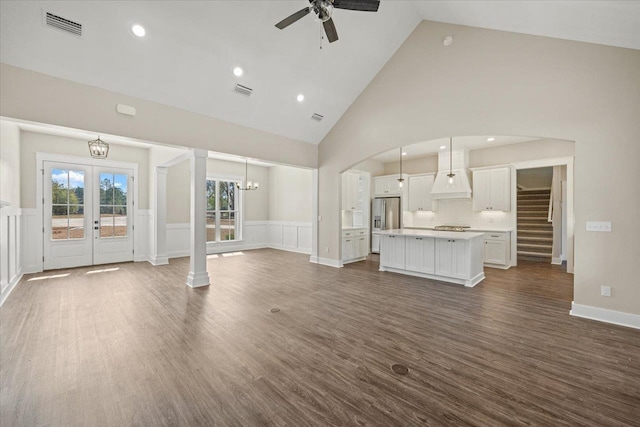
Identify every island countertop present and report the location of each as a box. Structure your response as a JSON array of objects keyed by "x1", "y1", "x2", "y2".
[{"x1": 373, "y1": 229, "x2": 485, "y2": 240}]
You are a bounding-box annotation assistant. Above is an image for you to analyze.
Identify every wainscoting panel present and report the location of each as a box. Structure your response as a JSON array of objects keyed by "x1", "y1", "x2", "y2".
[
  {"x1": 244, "y1": 221, "x2": 268, "y2": 249},
  {"x1": 165, "y1": 221, "x2": 312, "y2": 259},
  {"x1": 1, "y1": 207, "x2": 23, "y2": 306},
  {"x1": 134, "y1": 210, "x2": 150, "y2": 262},
  {"x1": 268, "y1": 224, "x2": 283, "y2": 247},
  {"x1": 282, "y1": 225, "x2": 298, "y2": 250},
  {"x1": 20, "y1": 209, "x2": 40, "y2": 274},
  {"x1": 167, "y1": 223, "x2": 190, "y2": 259},
  {"x1": 265, "y1": 221, "x2": 312, "y2": 254}
]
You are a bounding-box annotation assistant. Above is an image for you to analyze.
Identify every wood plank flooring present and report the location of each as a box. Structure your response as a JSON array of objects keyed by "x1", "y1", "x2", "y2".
[{"x1": 1, "y1": 250, "x2": 639, "y2": 426}]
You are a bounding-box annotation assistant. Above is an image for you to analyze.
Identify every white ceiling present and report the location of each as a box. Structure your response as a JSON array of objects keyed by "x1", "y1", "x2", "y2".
[
  {"x1": 1, "y1": 1, "x2": 637, "y2": 146},
  {"x1": 371, "y1": 135, "x2": 539, "y2": 163}
]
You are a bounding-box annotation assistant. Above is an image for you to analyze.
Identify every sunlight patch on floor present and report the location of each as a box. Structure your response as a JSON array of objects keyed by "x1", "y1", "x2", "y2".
[
  {"x1": 28, "y1": 273, "x2": 70, "y2": 281},
  {"x1": 86, "y1": 267, "x2": 120, "y2": 275}
]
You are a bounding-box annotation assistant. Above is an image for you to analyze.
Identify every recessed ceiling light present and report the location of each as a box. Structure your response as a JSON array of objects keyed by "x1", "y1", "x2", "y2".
[
  {"x1": 402, "y1": 152, "x2": 407, "y2": 156},
  {"x1": 439, "y1": 145, "x2": 447, "y2": 150},
  {"x1": 297, "y1": 94, "x2": 305, "y2": 103},
  {"x1": 487, "y1": 137, "x2": 495, "y2": 142},
  {"x1": 131, "y1": 24, "x2": 146, "y2": 37},
  {"x1": 233, "y1": 67, "x2": 243, "y2": 77}
]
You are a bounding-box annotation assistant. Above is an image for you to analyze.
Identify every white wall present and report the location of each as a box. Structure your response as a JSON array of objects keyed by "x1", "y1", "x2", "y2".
[
  {"x1": 0, "y1": 120, "x2": 20, "y2": 207},
  {"x1": 0, "y1": 64, "x2": 317, "y2": 169},
  {"x1": 268, "y1": 165, "x2": 312, "y2": 222},
  {"x1": 19, "y1": 131, "x2": 150, "y2": 209},
  {"x1": 318, "y1": 20, "x2": 640, "y2": 321},
  {"x1": 517, "y1": 167, "x2": 553, "y2": 189},
  {"x1": 384, "y1": 140, "x2": 573, "y2": 231},
  {"x1": 165, "y1": 158, "x2": 272, "y2": 224}
]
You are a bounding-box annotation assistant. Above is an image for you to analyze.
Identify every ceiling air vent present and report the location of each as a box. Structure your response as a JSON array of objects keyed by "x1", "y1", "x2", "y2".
[
  {"x1": 44, "y1": 11, "x2": 82, "y2": 36},
  {"x1": 311, "y1": 113, "x2": 324, "y2": 121},
  {"x1": 234, "y1": 84, "x2": 253, "y2": 96}
]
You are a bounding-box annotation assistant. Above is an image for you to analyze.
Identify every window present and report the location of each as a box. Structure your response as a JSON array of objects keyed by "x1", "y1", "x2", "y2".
[
  {"x1": 51, "y1": 168, "x2": 85, "y2": 240},
  {"x1": 99, "y1": 173, "x2": 128, "y2": 238},
  {"x1": 206, "y1": 178, "x2": 241, "y2": 242}
]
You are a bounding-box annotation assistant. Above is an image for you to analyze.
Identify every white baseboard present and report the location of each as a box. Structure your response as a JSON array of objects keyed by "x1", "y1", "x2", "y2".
[
  {"x1": 570, "y1": 302, "x2": 640, "y2": 330},
  {"x1": 0, "y1": 269, "x2": 23, "y2": 307},
  {"x1": 148, "y1": 255, "x2": 169, "y2": 266},
  {"x1": 310, "y1": 256, "x2": 343, "y2": 268},
  {"x1": 551, "y1": 257, "x2": 563, "y2": 265},
  {"x1": 268, "y1": 245, "x2": 311, "y2": 255}
]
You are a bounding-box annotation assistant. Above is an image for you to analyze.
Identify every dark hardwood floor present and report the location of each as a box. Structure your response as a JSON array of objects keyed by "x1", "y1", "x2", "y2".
[{"x1": 1, "y1": 250, "x2": 639, "y2": 426}]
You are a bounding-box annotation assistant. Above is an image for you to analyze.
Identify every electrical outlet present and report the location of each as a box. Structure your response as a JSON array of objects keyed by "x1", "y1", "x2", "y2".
[
  {"x1": 318, "y1": 215, "x2": 322, "y2": 221},
  {"x1": 586, "y1": 221, "x2": 612, "y2": 232},
  {"x1": 324, "y1": 247, "x2": 329, "y2": 253},
  {"x1": 601, "y1": 285, "x2": 611, "y2": 297}
]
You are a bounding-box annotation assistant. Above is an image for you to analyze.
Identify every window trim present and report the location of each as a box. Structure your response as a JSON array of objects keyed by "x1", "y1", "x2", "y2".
[{"x1": 205, "y1": 173, "x2": 244, "y2": 245}]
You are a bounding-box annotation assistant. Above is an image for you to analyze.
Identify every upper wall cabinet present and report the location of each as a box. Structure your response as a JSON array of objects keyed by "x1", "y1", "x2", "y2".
[
  {"x1": 374, "y1": 174, "x2": 407, "y2": 196},
  {"x1": 472, "y1": 167, "x2": 511, "y2": 211},
  {"x1": 342, "y1": 171, "x2": 361, "y2": 211},
  {"x1": 408, "y1": 174, "x2": 436, "y2": 212}
]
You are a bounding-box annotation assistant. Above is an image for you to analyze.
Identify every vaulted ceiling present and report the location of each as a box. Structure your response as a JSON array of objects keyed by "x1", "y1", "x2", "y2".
[{"x1": 1, "y1": 1, "x2": 638, "y2": 145}]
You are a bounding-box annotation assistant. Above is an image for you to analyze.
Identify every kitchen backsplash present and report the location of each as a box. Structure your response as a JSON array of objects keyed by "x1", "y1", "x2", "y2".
[{"x1": 404, "y1": 198, "x2": 512, "y2": 229}]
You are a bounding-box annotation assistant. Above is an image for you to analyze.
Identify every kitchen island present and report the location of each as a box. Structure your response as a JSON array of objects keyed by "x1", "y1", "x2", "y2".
[{"x1": 373, "y1": 229, "x2": 485, "y2": 287}]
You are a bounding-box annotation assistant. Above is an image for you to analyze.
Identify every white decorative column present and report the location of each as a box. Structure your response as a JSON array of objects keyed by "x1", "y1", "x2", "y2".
[
  {"x1": 150, "y1": 166, "x2": 169, "y2": 265},
  {"x1": 186, "y1": 149, "x2": 210, "y2": 288}
]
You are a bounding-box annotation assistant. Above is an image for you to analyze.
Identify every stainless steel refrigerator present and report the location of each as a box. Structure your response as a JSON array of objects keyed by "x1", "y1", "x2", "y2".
[{"x1": 371, "y1": 197, "x2": 401, "y2": 253}]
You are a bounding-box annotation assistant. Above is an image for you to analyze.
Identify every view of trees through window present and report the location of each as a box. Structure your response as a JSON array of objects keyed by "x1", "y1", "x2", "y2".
[
  {"x1": 206, "y1": 179, "x2": 239, "y2": 242},
  {"x1": 51, "y1": 169, "x2": 85, "y2": 240},
  {"x1": 99, "y1": 173, "x2": 128, "y2": 238}
]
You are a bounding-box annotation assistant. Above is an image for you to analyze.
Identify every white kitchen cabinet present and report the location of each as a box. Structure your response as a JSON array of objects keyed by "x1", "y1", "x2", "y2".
[
  {"x1": 342, "y1": 229, "x2": 368, "y2": 264},
  {"x1": 380, "y1": 235, "x2": 405, "y2": 269},
  {"x1": 357, "y1": 236, "x2": 368, "y2": 259},
  {"x1": 342, "y1": 171, "x2": 360, "y2": 211},
  {"x1": 482, "y1": 231, "x2": 510, "y2": 267},
  {"x1": 342, "y1": 237, "x2": 355, "y2": 261},
  {"x1": 472, "y1": 167, "x2": 511, "y2": 211},
  {"x1": 408, "y1": 174, "x2": 435, "y2": 212},
  {"x1": 377, "y1": 230, "x2": 485, "y2": 287},
  {"x1": 405, "y1": 236, "x2": 435, "y2": 274},
  {"x1": 435, "y1": 238, "x2": 469, "y2": 279},
  {"x1": 374, "y1": 175, "x2": 408, "y2": 196}
]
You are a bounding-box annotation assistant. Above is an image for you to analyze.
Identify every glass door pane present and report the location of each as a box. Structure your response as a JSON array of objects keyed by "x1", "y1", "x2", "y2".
[{"x1": 50, "y1": 168, "x2": 85, "y2": 240}]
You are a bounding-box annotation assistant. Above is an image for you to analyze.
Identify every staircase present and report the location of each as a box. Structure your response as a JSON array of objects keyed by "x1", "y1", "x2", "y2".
[{"x1": 517, "y1": 189, "x2": 553, "y2": 262}]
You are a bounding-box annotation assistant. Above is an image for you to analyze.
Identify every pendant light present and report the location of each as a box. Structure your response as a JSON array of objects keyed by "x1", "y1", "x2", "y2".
[
  {"x1": 397, "y1": 147, "x2": 405, "y2": 188},
  {"x1": 88, "y1": 136, "x2": 109, "y2": 159},
  {"x1": 447, "y1": 137, "x2": 456, "y2": 187},
  {"x1": 236, "y1": 159, "x2": 259, "y2": 191}
]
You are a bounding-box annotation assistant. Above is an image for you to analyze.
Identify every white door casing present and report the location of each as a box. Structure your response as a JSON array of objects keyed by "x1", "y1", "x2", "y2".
[
  {"x1": 43, "y1": 162, "x2": 93, "y2": 270},
  {"x1": 38, "y1": 153, "x2": 138, "y2": 271},
  {"x1": 93, "y1": 166, "x2": 134, "y2": 265}
]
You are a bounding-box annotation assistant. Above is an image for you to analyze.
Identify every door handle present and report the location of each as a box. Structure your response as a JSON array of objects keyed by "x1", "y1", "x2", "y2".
[{"x1": 94, "y1": 226, "x2": 99, "y2": 230}]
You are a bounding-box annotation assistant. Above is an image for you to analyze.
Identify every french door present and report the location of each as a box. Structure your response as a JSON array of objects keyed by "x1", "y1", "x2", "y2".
[{"x1": 43, "y1": 161, "x2": 134, "y2": 270}]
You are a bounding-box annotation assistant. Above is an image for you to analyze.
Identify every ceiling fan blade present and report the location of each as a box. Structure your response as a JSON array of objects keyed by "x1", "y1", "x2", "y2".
[
  {"x1": 323, "y1": 17, "x2": 339, "y2": 43},
  {"x1": 332, "y1": 0, "x2": 380, "y2": 12},
  {"x1": 275, "y1": 7, "x2": 311, "y2": 29}
]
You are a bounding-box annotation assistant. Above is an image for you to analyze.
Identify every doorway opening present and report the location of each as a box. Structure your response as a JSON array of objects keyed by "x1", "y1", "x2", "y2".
[
  {"x1": 516, "y1": 165, "x2": 568, "y2": 266},
  {"x1": 40, "y1": 157, "x2": 137, "y2": 270}
]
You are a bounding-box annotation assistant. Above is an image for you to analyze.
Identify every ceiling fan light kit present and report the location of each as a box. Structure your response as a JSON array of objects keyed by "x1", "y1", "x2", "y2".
[{"x1": 275, "y1": 0, "x2": 381, "y2": 44}]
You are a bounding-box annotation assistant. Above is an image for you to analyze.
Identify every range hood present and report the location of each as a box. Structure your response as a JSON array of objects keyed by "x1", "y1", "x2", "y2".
[{"x1": 431, "y1": 149, "x2": 472, "y2": 199}]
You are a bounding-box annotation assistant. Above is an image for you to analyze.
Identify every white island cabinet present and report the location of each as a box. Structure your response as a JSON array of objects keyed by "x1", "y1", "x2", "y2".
[{"x1": 376, "y1": 229, "x2": 485, "y2": 287}]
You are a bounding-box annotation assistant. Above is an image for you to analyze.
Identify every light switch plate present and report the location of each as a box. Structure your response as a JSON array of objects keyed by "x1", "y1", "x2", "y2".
[
  {"x1": 586, "y1": 221, "x2": 612, "y2": 232},
  {"x1": 601, "y1": 285, "x2": 611, "y2": 297}
]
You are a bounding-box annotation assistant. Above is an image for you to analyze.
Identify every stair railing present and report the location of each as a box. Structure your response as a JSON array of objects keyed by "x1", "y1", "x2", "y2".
[{"x1": 547, "y1": 192, "x2": 553, "y2": 223}]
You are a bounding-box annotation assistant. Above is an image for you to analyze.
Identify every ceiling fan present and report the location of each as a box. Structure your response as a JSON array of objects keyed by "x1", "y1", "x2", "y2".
[{"x1": 275, "y1": 0, "x2": 380, "y2": 43}]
